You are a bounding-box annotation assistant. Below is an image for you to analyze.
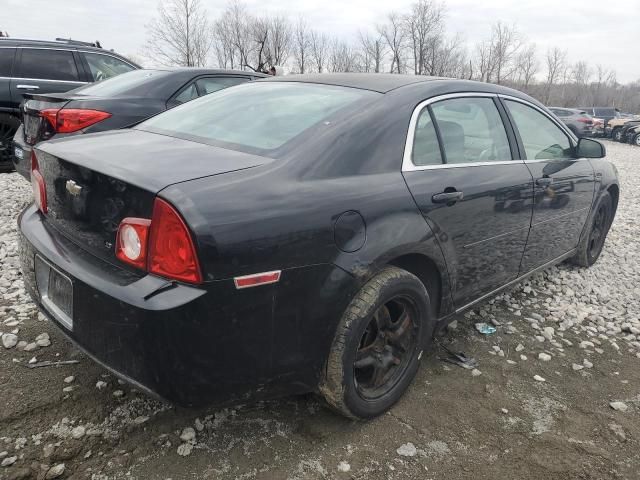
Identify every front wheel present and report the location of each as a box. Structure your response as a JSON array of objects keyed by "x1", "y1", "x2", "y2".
[
  {"x1": 633, "y1": 134, "x2": 640, "y2": 147},
  {"x1": 569, "y1": 191, "x2": 614, "y2": 267},
  {"x1": 612, "y1": 128, "x2": 623, "y2": 142},
  {"x1": 319, "y1": 267, "x2": 434, "y2": 419}
]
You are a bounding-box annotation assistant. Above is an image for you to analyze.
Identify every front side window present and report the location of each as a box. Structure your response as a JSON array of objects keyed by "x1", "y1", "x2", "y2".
[
  {"x1": 0, "y1": 48, "x2": 15, "y2": 76},
  {"x1": 430, "y1": 97, "x2": 511, "y2": 164},
  {"x1": 18, "y1": 49, "x2": 79, "y2": 81},
  {"x1": 83, "y1": 52, "x2": 135, "y2": 81},
  {"x1": 138, "y1": 82, "x2": 378, "y2": 153},
  {"x1": 195, "y1": 76, "x2": 248, "y2": 96},
  {"x1": 505, "y1": 100, "x2": 572, "y2": 160}
]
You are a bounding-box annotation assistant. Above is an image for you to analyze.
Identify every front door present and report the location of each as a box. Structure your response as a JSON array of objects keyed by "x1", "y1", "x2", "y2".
[
  {"x1": 502, "y1": 99, "x2": 595, "y2": 271},
  {"x1": 402, "y1": 95, "x2": 534, "y2": 308}
]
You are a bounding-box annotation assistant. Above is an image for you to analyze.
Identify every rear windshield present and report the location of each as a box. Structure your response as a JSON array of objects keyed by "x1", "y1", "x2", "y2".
[
  {"x1": 73, "y1": 69, "x2": 170, "y2": 97},
  {"x1": 136, "y1": 82, "x2": 378, "y2": 153}
]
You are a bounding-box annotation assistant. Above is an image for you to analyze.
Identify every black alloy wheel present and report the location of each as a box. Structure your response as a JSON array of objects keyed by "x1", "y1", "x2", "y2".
[{"x1": 353, "y1": 296, "x2": 418, "y2": 400}]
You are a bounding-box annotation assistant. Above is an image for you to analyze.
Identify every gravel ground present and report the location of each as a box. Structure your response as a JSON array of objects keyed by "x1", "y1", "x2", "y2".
[{"x1": 1, "y1": 140, "x2": 639, "y2": 480}]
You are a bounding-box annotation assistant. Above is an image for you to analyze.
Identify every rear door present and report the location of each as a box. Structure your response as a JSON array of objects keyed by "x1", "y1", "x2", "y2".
[
  {"x1": 78, "y1": 51, "x2": 136, "y2": 82},
  {"x1": 402, "y1": 94, "x2": 534, "y2": 308},
  {"x1": 0, "y1": 47, "x2": 16, "y2": 111},
  {"x1": 10, "y1": 48, "x2": 86, "y2": 103},
  {"x1": 502, "y1": 98, "x2": 595, "y2": 271}
]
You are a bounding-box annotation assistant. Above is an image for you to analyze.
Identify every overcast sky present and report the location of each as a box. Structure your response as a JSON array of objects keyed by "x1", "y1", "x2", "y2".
[{"x1": 3, "y1": 0, "x2": 639, "y2": 82}]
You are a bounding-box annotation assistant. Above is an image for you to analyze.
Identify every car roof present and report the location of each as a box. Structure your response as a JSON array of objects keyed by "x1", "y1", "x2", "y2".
[
  {"x1": 262, "y1": 73, "x2": 447, "y2": 93},
  {"x1": 262, "y1": 73, "x2": 539, "y2": 98}
]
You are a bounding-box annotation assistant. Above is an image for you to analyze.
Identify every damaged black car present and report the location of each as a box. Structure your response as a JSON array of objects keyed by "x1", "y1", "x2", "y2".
[{"x1": 19, "y1": 74, "x2": 618, "y2": 419}]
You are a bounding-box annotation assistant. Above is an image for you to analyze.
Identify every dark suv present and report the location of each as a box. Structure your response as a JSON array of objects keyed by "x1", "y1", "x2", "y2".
[{"x1": 0, "y1": 38, "x2": 139, "y2": 170}]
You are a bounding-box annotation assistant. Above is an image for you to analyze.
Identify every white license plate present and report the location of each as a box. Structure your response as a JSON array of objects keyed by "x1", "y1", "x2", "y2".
[
  {"x1": 14, "y1": 146, "x2": 23, "y2": 160},
  {"x1": 34, "y1": 255, "x2": 73, "y2": 331}
]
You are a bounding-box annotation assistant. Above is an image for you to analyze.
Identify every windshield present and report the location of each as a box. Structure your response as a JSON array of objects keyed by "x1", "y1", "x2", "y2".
[
  {"x1": 73, "y1": 69, "x2": 170, "y2": 97},
  {"x1": 136, "y1": 82, "x2": 378, "y2": 153}
]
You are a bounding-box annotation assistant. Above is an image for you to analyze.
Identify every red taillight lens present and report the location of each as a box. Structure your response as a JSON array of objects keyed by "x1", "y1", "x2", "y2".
[
  {"x1": 114, "y1": 198, "x2": 202, "y2": 284},
  {"x1": 40, "y1": 108, "x2": 111, "y2": 133},
  {"x1": 30, "y1": 151, "x2": 47, "y2": 214},
  {"x1": 578, "y1": 117, "x2": 593, "y2": 124},
  {"x1": 115, "y1": 218, "x2": 151, "y2": 269},
  {"x1": 148, "y1": 198, "x2": 202, "y2": 284}
]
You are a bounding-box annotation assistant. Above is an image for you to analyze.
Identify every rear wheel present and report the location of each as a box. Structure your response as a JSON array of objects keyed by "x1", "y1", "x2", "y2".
[
  {"x1": 320, "y1": 267, "x2": 434, "y2": 419},
  {"x1": 0, "y1": 113, "x2": 20, "y2": 173},
  {"x1": 570, "y1": 191, "x2": 613, "y2": 267}
]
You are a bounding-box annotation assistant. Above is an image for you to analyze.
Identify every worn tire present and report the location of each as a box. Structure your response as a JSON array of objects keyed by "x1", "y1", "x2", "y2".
[
  {"x1": 0, "y1": 113, "x2": 20, "y2": 172},
  {"x1": 632, "y1": 134, "x2": 640, "y2": 147},
  {"x1": 612, "y1": 128, "x2": 623, "y2": 142},
  {"x1": 319, "y1": 267, "x2": 434, "y2": 419},
  {"x1": 569, "y1": 191, "x2": 614, "y2": 267}
]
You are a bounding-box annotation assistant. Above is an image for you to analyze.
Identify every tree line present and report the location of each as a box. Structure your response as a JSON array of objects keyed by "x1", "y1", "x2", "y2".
[{"x1": 144, "y1": 0, "x2": 640, "y2": 112}]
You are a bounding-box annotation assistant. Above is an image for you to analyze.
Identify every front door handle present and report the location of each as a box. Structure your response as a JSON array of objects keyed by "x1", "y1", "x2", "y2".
[
  {"x1": 536, "y1": 177, "x2": 553, "y2": 187},
  {"x1": 432, "y1": 190, "x2": 464, "y2": 205},
  {"x1": 16, "y1": 85, "x2": 39, "y2": 90}
]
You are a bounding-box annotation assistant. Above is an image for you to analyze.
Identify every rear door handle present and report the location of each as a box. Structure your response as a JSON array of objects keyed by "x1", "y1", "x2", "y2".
[
  {"x1": 432, "y1": 190, "x2": 464, "y2": 204},
  {"x1": 16, "y1": 85, "x2": 39, "y2": 90},
  {"x1": 536, "y1": 177, "x2": 553, "y2": 187}
]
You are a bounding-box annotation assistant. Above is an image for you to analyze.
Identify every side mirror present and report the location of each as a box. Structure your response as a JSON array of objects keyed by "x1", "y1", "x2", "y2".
[{"x1": 576, "y1": 138, "x2": 606, "y2": 159}]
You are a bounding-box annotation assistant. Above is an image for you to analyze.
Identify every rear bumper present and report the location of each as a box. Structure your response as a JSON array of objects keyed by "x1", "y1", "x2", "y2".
[
  {"x1": 12, "y1": 126, "x2": 31, "y2": 180},
  {"x1": 19, "y1": 205, "x2": 356, "y2": 406}
]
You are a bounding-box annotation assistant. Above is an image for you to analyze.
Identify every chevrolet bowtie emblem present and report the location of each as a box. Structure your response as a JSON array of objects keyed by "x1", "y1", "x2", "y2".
[{"x1": 65, "y1": 179, "x2": 83, "y2": 196}]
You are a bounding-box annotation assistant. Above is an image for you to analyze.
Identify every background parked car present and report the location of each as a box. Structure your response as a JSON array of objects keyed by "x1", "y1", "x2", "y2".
[
  {"x1": 627, "y1": 124, "x2": 640, "y2": 146},
  {"x1": 12, "y1": 68, "x2": 267, "y2": 179},
  {"x1": 615, "y1": 119, "x2": 640, "y2": 142},
  {"x1": 548, "y1": 107, "x2": 594, "y2": 137},
  {"x1": 0, "y1": 37, "x2": 139, "y2": 171}
]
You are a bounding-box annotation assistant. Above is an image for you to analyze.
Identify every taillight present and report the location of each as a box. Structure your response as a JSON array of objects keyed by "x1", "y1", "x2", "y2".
[
  {"x1": 115, "y1": 198, "x2": 202, "y2": 284},
  {"x1": 148, "y1": 198, "x2": 202, "y2": 284},
  {"x1": 30, "y1": 150, "x2": 47, "y2": 214},
  {"x1": 115, "y1": 218, "x2": 151, "y2": 270},
  {"x1": 40, "y1": 108, "x2": 111, "y2": 133},
  {"x1": 577, "y1": 117, "x2": 593, "y2": 125}
]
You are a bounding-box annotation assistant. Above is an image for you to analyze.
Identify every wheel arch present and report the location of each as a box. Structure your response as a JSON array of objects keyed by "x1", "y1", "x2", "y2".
[
  {"x1": 607, "y1": 183, "x2": 619, "y2": 215},
  {"x1": 387, "y1": 253, "x2": 445, "y2": 319}
]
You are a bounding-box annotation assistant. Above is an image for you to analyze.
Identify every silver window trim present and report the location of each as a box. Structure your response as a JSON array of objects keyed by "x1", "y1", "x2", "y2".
[
  {"x1": 402, "y1": 92, "x2": 516, "y2": 172},
  {"x1": 0, "y1": 76, "x2": 87, "y2": 84},
  {"x1": 402, "y1": 92, "x2": 580, "y2": 172}
]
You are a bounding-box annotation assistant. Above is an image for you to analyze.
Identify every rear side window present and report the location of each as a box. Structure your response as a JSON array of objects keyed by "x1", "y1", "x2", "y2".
[
  {"x1": 430, "y1": 97, "x2": 511, "y2": 164},
  {"x1": 195, "y1": 76, "x2": 248, "y2": 95},
  {"x1": 17, "y1": 49, "x2": 79, "y2": 81},
  {"x1": 505, "y1": 100, "x2": 572, "y2": 160},
  {"x1": 412, "y1": 110, "x2": 443, "y2": 166},
  {"x1": 83, "y1": 52, "x2": 135, "y2": 81},
  {"x1": 173, "y1": 82, "x2": 198, "y2": 104},
  {"x1": 0, "y1": 48, "x2": 15, "y2": 76}
]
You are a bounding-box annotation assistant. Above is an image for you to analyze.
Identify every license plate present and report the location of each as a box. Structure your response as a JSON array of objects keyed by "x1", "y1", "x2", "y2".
[
  {"x1": 24, "y1": 114, "x2": 40, "y2": 144},
  {"x1": 14, "y1": 146, "x2": 23, "y2": 160},
  {"x1": 34, "y1": 255, "x2": 73, "y2": 330}
]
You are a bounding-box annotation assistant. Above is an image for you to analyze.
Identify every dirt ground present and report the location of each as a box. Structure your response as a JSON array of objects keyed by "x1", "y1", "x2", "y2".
[{"x1": 1, "y1": 141, "x2": 639, "y2": 480}]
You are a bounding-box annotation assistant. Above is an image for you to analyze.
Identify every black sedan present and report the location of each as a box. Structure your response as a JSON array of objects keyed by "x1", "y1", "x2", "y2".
[
  {"x1": 12, "y1": 68, "x2": 267, "y2": 179},
  {"x1": 19, "y1": 74, "x2": 618, "y2": 419}
]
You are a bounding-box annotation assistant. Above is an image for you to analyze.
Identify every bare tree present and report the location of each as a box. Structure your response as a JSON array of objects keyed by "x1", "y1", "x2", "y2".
[
  {"x1": 328, "y1": 39, "x2": 359, "y2": 72},
  {"x1": 515, "y1": 43, "x2": 538, "y2": 90},
  {"x1": 489, "y1": 22, "x2": 522, "y2": 84},
  {"x1": 145, "y1": 0, "x2": 212, "y2": 67},
  {"x1": 378, "y1": 12, "x2": 406, "y2": 73},
  {"x1": 404, "y1": 0, "x2": 445, "y2": 75},
  {"x1": 293, "y1": 17, "x2": 311, "y2": 73},
  {"x1": 544, "y1": 47, "x2": 567, "y2": 103},
  {"x1": 310, "y1": 30, "x2": 329, "y2": 73},
  {"x1": 265, "y1": 15, "x2": 292, "y2": 67},
  {"x1": 358, "y1": 31, "x2": 386, "y2": 73}
]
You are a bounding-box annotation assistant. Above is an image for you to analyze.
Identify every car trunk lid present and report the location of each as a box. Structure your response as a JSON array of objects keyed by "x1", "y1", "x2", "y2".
[
  {"x1": 22, "y1": 93, "x2": 72, "y2": 145},
  {"x1": 35, "y1": 129, "x2": 271, "y2": 266}
]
